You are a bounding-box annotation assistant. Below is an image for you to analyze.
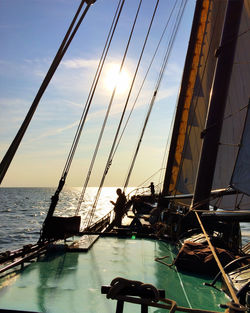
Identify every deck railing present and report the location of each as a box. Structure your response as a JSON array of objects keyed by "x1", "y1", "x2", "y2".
[{"x1": 83, "y1": 209, "x2": 114, "y2": 233}]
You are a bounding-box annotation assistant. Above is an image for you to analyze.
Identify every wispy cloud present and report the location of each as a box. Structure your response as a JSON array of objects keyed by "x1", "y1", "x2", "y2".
[
  {"x1": 0, "y1": 97, "x2": 30, "y2": 134},
  {"x1": 25, "y1": 106, "x2": 106, "y2": 143},
  {"x1": 27, "y1": 120, "x2": 79, "y2": 143},
  {"x1": 165, "y1": 63, "x2": 182, "y2": 78},
  {"x1": 156, "y1": 86, "x2": 178, "y2": 102},
  {"x1": 0, "y1": 56, "x2": 180, "y2": 147},
  {"x1": 62, "y1": 58, "x2": 99, "y2": 69},
  {"x1": 0, "y1": 97, "x2": 28, "y2": 108},
  {"x1": 62, "y1": 99, "x2": 84, "y2": 109}
]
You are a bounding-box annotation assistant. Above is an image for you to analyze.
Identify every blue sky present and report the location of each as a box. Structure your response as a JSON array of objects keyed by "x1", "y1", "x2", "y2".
[{"x1": 0, "y1": 0, "x2": 195, "y2": 187}]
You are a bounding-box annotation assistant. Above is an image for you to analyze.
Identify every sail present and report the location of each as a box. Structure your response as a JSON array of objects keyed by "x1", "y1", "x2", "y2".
[
  {"x1": 211, "y1": 0, "x2": 250, "y2": 207},
  {"x1": 163, "y1": 0, "x2": 250, "y2": 210},
  {"x1": 163, "y1": 0, "x2": 227, "y2": 202},
  {"x1": 231, "y1": 100, "x2": 250, "y2": 196}
]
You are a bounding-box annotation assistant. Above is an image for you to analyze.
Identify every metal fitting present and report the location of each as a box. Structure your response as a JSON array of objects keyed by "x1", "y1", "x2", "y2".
[{"x1": 225, "y1": 301, "x2": 246, "y2": 313}]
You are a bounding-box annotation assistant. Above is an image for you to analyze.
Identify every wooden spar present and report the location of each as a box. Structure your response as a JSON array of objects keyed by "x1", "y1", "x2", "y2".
[
  {"x1": 162, "y1": 0, "x2": 205, "y2": 196},
  {"x1": 164, "y1": 187, "x2": 237, "y2": 199},
  {"x1": 191, "y1": 0, "x2": 244, "y2": 209}
]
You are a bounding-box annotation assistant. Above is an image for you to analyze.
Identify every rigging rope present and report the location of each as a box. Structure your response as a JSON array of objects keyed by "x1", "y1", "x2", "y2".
[
  {"x1": 79, "y1": 0, "x2": 182, "y2": 225},
  {"x1": 63, "y1": 0, "x2": 125, "y2": 178},
  {"x1": 124, "y1": 0, "x2": 187, "y2": 192},
  {"x1": 79, "y1": 0, "x2": 144, "y2": 227},
  {"x1": 109, "y1": 1, "x2": 181, "y2": 194},
  {"x1": 137, "y1": 168, "x2": 165, "y2": 189},
  {"x1": 159, "y1": 112, "x2": 175, "y2": 191},
  {"x1": 110, "y1": 0, "x2": 179, "y2": 160},
  {"x1": 41, "y1": 0, "x2": 126, "y2": 230},
  {"x1": 84, "y1": 0, "x2": 162, "y2": 228},
  {"x1": 0, "y1": 1, "x2": 93, "y2": 185}
]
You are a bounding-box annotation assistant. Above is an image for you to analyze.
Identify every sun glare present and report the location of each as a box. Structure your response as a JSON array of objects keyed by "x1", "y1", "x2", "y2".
[{"x1": 104, "y1": 63, "x2": 131, "y2": 95}]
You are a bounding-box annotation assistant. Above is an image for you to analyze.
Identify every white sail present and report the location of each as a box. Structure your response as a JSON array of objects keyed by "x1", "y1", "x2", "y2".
[
  {"x1": 211, "y1": 0, "x2": 250, "y2": 206},
  {"x1": 163, "y1": 0, "x2": 227, "y2": 203},
  {"x1": 176, "y1": 0, "x2": 227, "y2": 197},
  {"x1": 164, "y1": 0, "x2": 250, "y2": 210}
]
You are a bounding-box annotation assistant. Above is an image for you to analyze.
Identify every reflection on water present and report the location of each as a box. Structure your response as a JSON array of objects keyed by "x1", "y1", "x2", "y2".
[{"x1": 0, "y1": 187, "x2": 128, "y2": 252}]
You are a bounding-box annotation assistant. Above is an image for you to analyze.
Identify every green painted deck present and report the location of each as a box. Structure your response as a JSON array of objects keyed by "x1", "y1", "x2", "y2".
[{"x1": 0, "y1": 237, "x2": 228, "y2": 313}]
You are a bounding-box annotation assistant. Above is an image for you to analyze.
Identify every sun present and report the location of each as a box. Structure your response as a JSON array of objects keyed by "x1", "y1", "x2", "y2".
[{"x1": 104, "y1": 63, "x2": 131, "y2": 95}]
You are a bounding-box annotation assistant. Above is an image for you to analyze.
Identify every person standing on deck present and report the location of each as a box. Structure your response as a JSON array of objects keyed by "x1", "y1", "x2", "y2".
[
  {"x1": 148, "y1": 182, "x2": 155, "y2": 197},
  {"x1": 110, "y1": 188, "x2": 126, "y2": 227}
]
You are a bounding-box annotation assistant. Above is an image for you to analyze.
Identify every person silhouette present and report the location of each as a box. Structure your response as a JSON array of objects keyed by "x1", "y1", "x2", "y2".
[
  {"x1": 110, "y1": 188, "x2": 126, "y2": 227},
  {"x1": 148, "y1": 182, "x2": 155, "y2": 196}
]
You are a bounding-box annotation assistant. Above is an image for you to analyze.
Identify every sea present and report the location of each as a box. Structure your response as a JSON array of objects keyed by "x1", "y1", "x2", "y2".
[{"x1": 0, "y1": 187, "x2": 249, "y2": 253}]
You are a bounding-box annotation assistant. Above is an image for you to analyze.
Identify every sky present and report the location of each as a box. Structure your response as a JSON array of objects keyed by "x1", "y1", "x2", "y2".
[{"x1": 0, "y1": 0, "x2": 195, "y2": 188}]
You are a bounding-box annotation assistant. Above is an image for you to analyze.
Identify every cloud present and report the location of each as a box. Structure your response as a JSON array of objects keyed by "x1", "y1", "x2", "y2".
[
  {"x1": 0, "y1": 97, "x2": 28, "y2": 108},
  {"x1": 62, "y1": 99, "x2": 84, "y2": 109},
  {"x1": 62, "y1": 58, "x2": 99, "y2": 69},
  {"x1": 0, "y1": 97, "x2": 31, "y2": 134},
  {"x1": 0, "y1": 56, "x2": 180, "y2": 149},
  {"x1": 165, "y1": 63, "x2": 182, "y2": 78},
  {"x1": 156, "y1": 86, "x2": 178, "y2": 102},
  {"x1": 27, "y1": 120, "x2": 79, "y2": 143},
  {"x1": 25, "y1": 106, "x2": 107, "y2": 143}
]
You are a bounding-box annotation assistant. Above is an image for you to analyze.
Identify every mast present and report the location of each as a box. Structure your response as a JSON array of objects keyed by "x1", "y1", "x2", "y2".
[{"x1": 191, "y1": 0, "x2": 244, "y2": 209}]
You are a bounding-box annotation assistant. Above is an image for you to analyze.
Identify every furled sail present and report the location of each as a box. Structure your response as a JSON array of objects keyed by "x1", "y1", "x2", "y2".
[{"x1": 162, "y1": 0, "x2": 227, "y2": 202}]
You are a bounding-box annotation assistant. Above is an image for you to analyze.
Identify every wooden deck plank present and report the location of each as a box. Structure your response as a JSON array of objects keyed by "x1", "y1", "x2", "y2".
[{"x1": 67, "y1": 235, "x2": 99, "y2": 252}]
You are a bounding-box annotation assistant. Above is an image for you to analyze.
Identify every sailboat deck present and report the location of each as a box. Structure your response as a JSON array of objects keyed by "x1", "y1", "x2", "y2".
[
  {"x1": 67, "y1": 235, "x2": 99, "y2": 252},
  {"x1": 0, "y1": 237, "x2": 228, "y2": 313}
]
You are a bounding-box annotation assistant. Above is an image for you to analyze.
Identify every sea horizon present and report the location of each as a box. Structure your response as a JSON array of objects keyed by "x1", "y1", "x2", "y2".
[
  {"x1": 0, "y1": 187, "x2": 249, "y2": 253},
  {"x1": 0, "y1": 187, "x2": 136, "y2": 252}
]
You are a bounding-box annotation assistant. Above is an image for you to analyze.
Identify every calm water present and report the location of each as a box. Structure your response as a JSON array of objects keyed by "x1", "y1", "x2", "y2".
[
  {"x1": 0, "y1": 187, "x2": 123, "y2": 252},
  {"x1": 0, "y1": 187, "x2": 249, "y2": 252}
]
